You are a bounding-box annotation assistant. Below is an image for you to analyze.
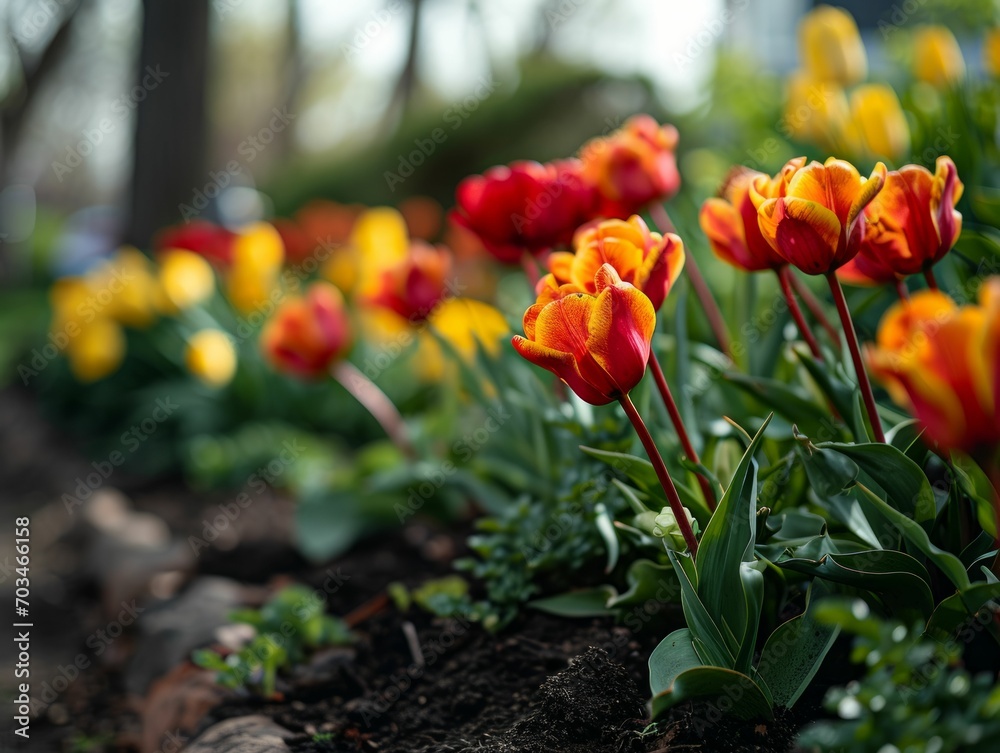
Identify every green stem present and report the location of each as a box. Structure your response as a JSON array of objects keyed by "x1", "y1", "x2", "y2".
[
  {"x1": 619, "y1": 393, "x2": 699, "y2": 557},
  {"x1": 826, "y1": 273, "x2": 886, "y2": 443},
  {"x1": 647, "y1": 352, "x2": 717, "y2": 510},
  {"x1": 789, "y1": 271, "x2": 841, "y2": 347}
]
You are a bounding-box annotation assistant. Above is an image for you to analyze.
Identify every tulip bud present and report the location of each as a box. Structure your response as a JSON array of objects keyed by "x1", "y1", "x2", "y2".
[
  {"x1": 652, "y1": 505, "x2": 698, "y2": 552},
  {"x1": 186, "y1": 329, "x2": 237, "y2": 387},
  {"x1": 848, "y1": 84, "x2": 911, "y2": 162},
  {"x1": 798, "y1": 5, "x2": 868, "y2": 86},
  {"x1": 261, "y1": 282, "x2": 352, "y2": 379},
  {"x1": 912, "y1": 26, "x2": 966, "y2": 89}
]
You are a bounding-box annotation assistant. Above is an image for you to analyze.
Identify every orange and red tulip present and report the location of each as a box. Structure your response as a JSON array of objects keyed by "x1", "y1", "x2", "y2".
[
  {"x1": 261, "y1": 282, "x2": 352, "y2": 379},
  {"x1": 513, "y1": 264, "x2": 655, "y2": 405},
  {"x1": 843, "y1": 157, "x2": 963, "y2": 285},
  {"x1": 753, "y1": 157, "x2": 886, "y2": 275},
  {"x1": 867, "y1": 282, "x2": 1000, "y2": 455},
  {"x1": 452, "y1": 160, "x2": 598, "y2": 263},
  {"x1": 367, "y1": 241, "x2": 452, "y2": 323},
  {"x1": 579, "y1": 114, "x2": 681, "y2": 219}
]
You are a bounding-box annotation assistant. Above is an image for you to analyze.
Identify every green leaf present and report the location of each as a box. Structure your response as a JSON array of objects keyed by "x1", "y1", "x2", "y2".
[
  {"x1": 595, "y1": 503, "x2": 619, "y2": 574},
  {"x1": 650, "y1": 666, "x2": 773, "y2": 721},
  {"x1": 925, "y1": 582, "x2": 1000, "y2": 640},
  {"x1": 667, "y1": 550, "x2": 736, "y2": 669},
  {"x1": 800, "y1": 446, "x2": 859, "y2": 498},
  {"x1": 757, "y1": 581, "x2": 840, "y2": 708},
  {"x1": 778, "y1": 549, "x2": 935, "y2": 620},
  {"x1": 696, "y1": 414, "x2": 773, "y2": 666},
  {"x1": 724, "y1": 374, "x2": 830, "y2": 437},
  {"x1": 854, "y1": 481, "x2": 970, "y2": 590},
  {"x1": 607, "y1": 558, "x2": 679, "y2": 609},
  {"x1": 528, "y1": 587, "x2": 616, "y2": 618},
  {"x1": 649, "y1": 628, "x2": 702, "y2": 696},
  {"x1": 820, "y1": 442, "x2": 936, "y2": 524}
]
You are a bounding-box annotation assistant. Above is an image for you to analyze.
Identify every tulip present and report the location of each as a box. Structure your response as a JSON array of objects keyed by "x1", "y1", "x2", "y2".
[
  {"x1": 368, "y1": 242, "x2": 452, "y2": 323},
  {"x1": 913, "y1": 26, "x2": 966, "y2": 89},
  {"x1": 867, "y1": 285, "x2": 999, "y2": 455},
  {"x1": 87, "y1": 248, "x2": 160, "y2": 329},
  {"x1": 513, "y1": 263, "x2": 654, "y2": 406},
  {"x1": 755, "y1": 157, "x2": 888, "y2": 441},
  {"x1": 186, "y1": 329, "x2": 237, "y2": 387},
  {"x1": 155, "y1": 221, "x2": 236, "y2": 267},
  {"x1": 798, "y1": 5, "x2": 868, "y2": 86},
  {"x1": 399, "y1": 196, "x2": 444, "y2": 240},
  {"x1": 452, "y1": 159, "x2": 597, "y2": 264},
  {"x1": 514, "y1": 263, "x2": 698, "y2": 553},
  {"x1": 984, "y1": 28, "x2": 1000, "y2": 78},
  {"x1": 158, "y1": 249, "x2": 216, "y2": 312},
  {"x1": 67, "y1": 317, "x2": 125, "y2": 382},
  {"x1": 783, "y1": 74, "x2": 852, "y2": 151},
  {"x1": 261, "y1": 282, "x2": 351, "y2": 379},
  {"x1": 858, "y1": 157, "x2": 963, "y2": 289},
  {"x1": 226, "y1": 222, "x2": 285, "y2": 314},
  {"x1": 578, "y1": 114, "x2": 681, "y2": 218},
  {"x1": 848, "y1": 84, "x2": 911, "y2": 162},
  {"x1": 701, "y1": 161, "x2": 837, "y2": 359}
]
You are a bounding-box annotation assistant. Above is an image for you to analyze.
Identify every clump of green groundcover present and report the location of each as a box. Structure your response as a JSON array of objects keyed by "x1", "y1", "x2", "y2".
[{"x1": 798, "y1": 603, "x2": 1000, "y2": 753}]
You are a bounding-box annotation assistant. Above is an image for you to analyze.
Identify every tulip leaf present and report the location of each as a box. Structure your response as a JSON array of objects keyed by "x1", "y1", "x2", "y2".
[
  {"x1": 594, "y1": 503, "x2": 619, "y2": 574},
  {"x1": 799, "y1": 446, "x2": 859, "y2": 498},
  {"x1": 650, "y1": 666, "x2": 773, "y2": 721},
  {"x1": 818, "y1": 442, "x2": 937, "y2": 525},
  {"x1": 528, "y1": 587, "x2": 616, "y2": 618},
  {"x1": 777, "y1": 549, "x2": 934, "y2": 620},
  {"x1": 667, "y1": 550, "x2": 736, "y2": 669},
  {"x1": 723, "y1": 373, "x2": 830, "y2": 437},
  {"x1": 607, "y1": 558, "x2": 679, "y2": 609},
  {"x1": 648, "y1": 628, "x2": 702, "y2": 697},
  {"x1": 854, "y1": 481, "x2": 970, "y2": 591},
  {"x1": 924, "y1": 582, "x2": 1000, "y2": 642},
  {"x1": 696, "y1": 414, "x2": 773, "y2": 665},
  {"x1": 794, "y1": 351, "x2": 855, "y2": 435},
  {"x1": 756, "y1": 580, "x2": 840, "y2": 709}
]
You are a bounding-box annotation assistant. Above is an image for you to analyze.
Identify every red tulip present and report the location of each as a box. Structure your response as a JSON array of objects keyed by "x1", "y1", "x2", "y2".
[
  {"x1": 261, "y1": 282, "x2": 351, "y2": 378},
  {"x1": 367, "y1": 242, "x2": 452, "y2": 323},
  {"x1": 155, "y1": 221, "x2": 236, "y2": 267},
  {"x1": 512, "y1": 263, "x2": 655, "y2": 405},
  {"x1": 452, "y1": 159, "x2": 598, "y2": 263}
]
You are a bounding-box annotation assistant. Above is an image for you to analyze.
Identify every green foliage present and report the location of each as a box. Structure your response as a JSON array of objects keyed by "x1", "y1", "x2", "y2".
[
  {"x1": 193, "y1": 585, "x2": 353, "y2": 698},
  {"x1": 798, "y1": 606, "x2": 1000, "y2": 753}
]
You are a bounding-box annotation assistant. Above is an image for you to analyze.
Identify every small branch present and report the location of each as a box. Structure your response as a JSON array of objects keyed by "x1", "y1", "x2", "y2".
[
  {"x1": 826, "y1": 274, "x2": 885, "y2": 443},
  {"x1": 331, "y1": 361, "x2": 416, "y2": 459},
  {"x1": 649, "y1": 203, "x2": 731, "y2": 357},
  {"x1": 647, "y1": 352, "x2": 717, "y2": 510},
  {"x1": 619, "y1": 394, "x2": 699, "y2": 556},
  {"x1": 777, "y1": 267, "x2": 823, "y2": 360}
]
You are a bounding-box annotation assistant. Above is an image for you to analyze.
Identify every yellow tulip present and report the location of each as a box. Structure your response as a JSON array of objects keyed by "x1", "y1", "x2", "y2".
[
  {"x1": 983, "y1": 28, "x2": 1000, "y2": 78},
  {"x1": 226, "y1": 222, "x2": 285, "y2": 314},
  {"x1": 186, "y1": 329, "x2": 237, "y2": 387},
  {"x1": 89, "y1": 248, "x2": 160, "y2": 328},
  {"x1": 783, "y1": 73, "x2": 851, "y2": 150},
  {"x1": 798, "y1": 5, "x2": 868, "y2": 85},
  {"x1": 159, "y1": 249, "x2": 216, "y2": 312},
  {"x1": 913, "y1": 26, "x2": 966, "y2": 88},
  {"x1": 350, "y1": 208, "x2": 409, "y2": 297},
  {"x1": 320, "y1": 245, "x2": 360, "y2": 296},
  {"x1": 67, "y1": 317, "x2": 125, "y2": 382},
  {"x1": 50, "y1": 277, "x2": 94, "y2": 335},
  {"x1": 849, "y1": 84, "x2": 911, "y2": 161}
]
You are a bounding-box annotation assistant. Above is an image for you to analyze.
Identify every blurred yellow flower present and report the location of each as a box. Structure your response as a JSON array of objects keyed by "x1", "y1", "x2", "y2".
[
  {"x1": 798, "y1": 5, "x2": 868, "y2": 85},
  {"x1": 983, "y1": 28, "x2": 1000, "y2": 78},
  {"x1": 67, "y1": 317, "x2": 125, "y2": 382},
  {"x1": 159, "y1": 249, "x2": 216, "y2": 312},
  {"x1": 186, "y1": 329, "x2": 237, "y2": 387},
  {"x1": 913, "y1": 26, "x2": 966, "y2": 88},
  {"x1": 89, "y1": 248, "x2": 160, "y2": 328},
  {"x1": 320, "y1": 246, "x2": 360, "y2": 296},
  {"x1": 226, "y1": 222, "x2": 285, "y2": 313},
  {"x1": 418, "y1": 298, "x2": 509, "y2": 381},
  {"x1": 848, "y1": 84, "x2": 911, "y2": 161},
  {"x1": 350, "y1": 208, "x2": 409, "y2": 297},
  {"x1": 50, "y1": 277, "x2": 94, "y2": 335},
  {"x1": 783, "y1": 73, "x2": 851, "y2": 150}
]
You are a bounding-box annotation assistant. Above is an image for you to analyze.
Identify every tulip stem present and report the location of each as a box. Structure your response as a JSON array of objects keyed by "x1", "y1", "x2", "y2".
[
  {"x1": 789, "y1": 272, "x2": 841, "y2": 346},
  {"x1": 331, "y1": 361, "x2": 417, "y2": 460},
  {"x1": 619, "y1": 393, "x2": 699, "y2": 557},
  {"x1": 895, "y1": 279, "x2": 910, "y2": 301},
  {"x1": 777, "y1": 267, "x2": 823, "y2": 360},
  {"x1": 521, "y1": 251, "x2": 541, "y2": 290},
  {"x1": 924, "y1": 266, "x2": 939, "y2": 291},
  {"x1": 648, "y1": 352, "x2": 718, "y2": 511},
  {"x1": 649, "y1": 203, "x2": 731, "y2": 358},
  {"x1": 826, "y1": 274, "x2": 885, "y2": 443}
]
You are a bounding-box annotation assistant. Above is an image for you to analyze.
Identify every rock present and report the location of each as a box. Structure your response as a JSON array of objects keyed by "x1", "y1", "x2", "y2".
[
  {"x1": 181, "y1": 716, "x2": 294, "y2": 753},
  {"x1": 140, "y1": 663, "x2": 235, "y2": 753}
]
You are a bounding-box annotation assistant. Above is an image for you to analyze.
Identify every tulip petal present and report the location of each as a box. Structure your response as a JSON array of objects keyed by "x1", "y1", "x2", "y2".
[
  {"x1": 511, "y1": 335, "x2": 613, "y2": 405},
  {"x1": 636, "y1": 232, "x2": 685, "y2": 309},
  {"x1": 585, "y1": 279, "x2": 655, "y2": 397},
  {"x1": 847, "y1": 162, "x2": 887, "y2": 229},
  {"x1": 759, "y1": 198, "x2": 842, "y2": 274}
]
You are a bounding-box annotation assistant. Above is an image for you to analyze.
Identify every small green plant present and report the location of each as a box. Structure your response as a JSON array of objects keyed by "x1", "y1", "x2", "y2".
[
  {"x1": 194, "y1": 585, "x2": 354, "y2": 697},
  {"x1": 798, "y1": 602, "x2": 1000, "y2": 753}
]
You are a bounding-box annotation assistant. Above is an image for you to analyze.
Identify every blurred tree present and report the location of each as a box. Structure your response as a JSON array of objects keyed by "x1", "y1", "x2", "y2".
[{"x1": 125, "y1": 0, "x2": 209, "y2": 247}]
